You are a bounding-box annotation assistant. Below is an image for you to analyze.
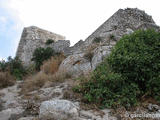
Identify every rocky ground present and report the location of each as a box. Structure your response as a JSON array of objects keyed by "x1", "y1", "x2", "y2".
[
  {"x1": 0, "y1": 81, "x2": 117, "y2": 120},
  {"x1": 0, "y1": 80, "x2": 160, "y2": 120}
]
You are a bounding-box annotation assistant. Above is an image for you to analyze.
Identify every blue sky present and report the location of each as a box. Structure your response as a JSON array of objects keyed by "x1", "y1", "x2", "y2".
[
  {"x1": 0, "y1": 0, "x2": 23, "y2": 60},
  {"x1": 0, "y1": 0, "x2": 160, "y2": 60}
]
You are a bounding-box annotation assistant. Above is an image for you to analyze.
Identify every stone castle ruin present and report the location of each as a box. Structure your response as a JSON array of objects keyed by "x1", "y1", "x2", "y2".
[
  {"x1": 86, "y1": 8, "x2": 154, "y2": 42},
  {"x1": 16, "y1": 8, "x2": 160, "y2": 74},
  {"x1": 58, "y1": 8, "x2": 160, "y2": 76},
  {"x1": 16, "y1": 26, "x2": 69, "y2": 66}
]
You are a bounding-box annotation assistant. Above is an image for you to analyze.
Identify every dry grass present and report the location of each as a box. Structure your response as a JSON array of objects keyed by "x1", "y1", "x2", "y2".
[
  {"x1": 84, "y1": 51, "x2": 94, "y2": 62},
  {"x1": 21, "y1": 70, "x2": 72, "y2": 94},
  {"x1": 0, "y1": 72, "x2": 15, "y2": 89},
  {"x1": 20, "y1": 72, "x2": 51, "y2": 93},
  {"x1": 84, "y1": 44, "x2": 97, "y2": 62},
  {"x1": 41, "y1": 54, "x2": 66, "y2": 74},
  {"x1": 20, "y1": 54, "x2": 72, "y2": 94}
]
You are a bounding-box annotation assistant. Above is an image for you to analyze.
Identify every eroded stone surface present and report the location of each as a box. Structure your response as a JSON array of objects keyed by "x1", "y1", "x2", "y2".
[
  {"x1": 59, "y1": 8, "x2": 160, "y2": 76},
  {"x1": 39, "y1": 99, "x2": 79, "y2": 120},
  {"x1": 84, "y1": 8, "x2": 157, "y2": 46},
  {"x1": 59, "y1": 53, "x2": 92, "y2": 76},
  {"x1": 16, "y1": 26, "x2": 67, "y2": 66}
]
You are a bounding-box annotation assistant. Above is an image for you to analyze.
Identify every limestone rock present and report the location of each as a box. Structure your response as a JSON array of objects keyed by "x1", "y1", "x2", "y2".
[
  {"x1": 16, "y1": 26, "x2": 67, "y2": 66},
  {"x1": 59, "y1": 53, "x2": 92, "y2": 76},
  {"x1": 91, "y1": 45, "x2": 112, "y2": 70},
  {"x1": 148, "y1": 104, "x2": 160, "y2": 112},
  {"x1": 0, "y1": 107, "x2": 23, "y2": 120},
  {"x1": 39, "y1": 99, "x2": 79, "y2": 120},
  {"x1": 17, "y1": 117, "x2": 35, "y2": 120},
  {"x1": 84, "y1": 8, "x2": 157, "y2": 46},
  {"x1": 59, "y1": 8, "x2": 160, "y2": 76}
]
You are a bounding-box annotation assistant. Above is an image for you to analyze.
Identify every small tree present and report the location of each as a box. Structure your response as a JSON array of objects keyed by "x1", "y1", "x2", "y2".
[
  {"x1": 0, "y1": 60, "x2": 7, "y2": 72},
  {"x1": 32, "y1": 47, "x2": 55, "y2": 70},
  {"x1": 0, "y1": 56, "x2": 26, "y2": 80},
  {"x1": 7, "y1": 56, "x2": 26, "y2": 80}
]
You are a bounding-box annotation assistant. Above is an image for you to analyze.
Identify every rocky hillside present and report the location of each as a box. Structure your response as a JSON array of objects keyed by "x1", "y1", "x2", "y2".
[
  {"x1": 16, "y1": 8, "x2": 160, "y2": 76},
  {"x1": 0, "y1": 8, "x2": 160, "y2": 120},
  {"x1": 59, "y1": 8, "x2": 160, "y2": 76}
]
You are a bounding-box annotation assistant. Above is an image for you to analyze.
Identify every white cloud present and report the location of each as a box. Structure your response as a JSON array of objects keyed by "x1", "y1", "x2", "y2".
[{"x1": 0, "y1": 0, "x2": 24, "y2": 58}]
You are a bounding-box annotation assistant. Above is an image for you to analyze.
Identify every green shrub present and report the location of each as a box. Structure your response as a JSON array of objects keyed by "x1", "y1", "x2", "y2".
[
  {"x1": 45, "y1": 39, "x2": 54, "y2": 45},
  {"x1": 0, "y1": 60, "x2": 7, "y2": 72},
  {"x1": 0, "y1": 57, "x2": 26, "y2": 80},
  {"x1": 107, "y1": 29, "x2": 160, "y2": 101},
  {"x1": 7, "y1": 56, "x2": 26, "y2": 80},
  {"x1": 74, "y1": 29, "x2": 160, "y2": 108},
  {"x1": 32, "y1": 47, "x2": 55, "y2": 70}
]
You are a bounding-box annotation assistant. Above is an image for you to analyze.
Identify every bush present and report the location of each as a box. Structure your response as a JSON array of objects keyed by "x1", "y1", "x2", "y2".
[
  {"x1": 32, "y1": 47, "x2": 55, "y2": 70},
  {"x1": 0, "y1": 72, "x2": 15, "y2": 89},
  {"x1": 7, "y1": 57, "x2": 26, "y2": 80},
  {"x1": 45, "y1": 39, "x2": 54, "y2": 45},
  {"x1": 41, "y1": 54, "x2": 66, "y2": 74},
  {"x1": 107, "y1": 29, "x2": 160, "y2": 101},
  {"x1": 0, "y1": 57, "x2": 26, "y2": 80},
  {"x1": 0, "y1": 60, "x2": 7, "y2": 72},
  {"x1": 74, "y1": 29, "x2": 160, "y2": 108},
  {"x1": 21, "y1": 70, "x2": 72, "y2": 94},
  {"x1": 21, "y1": 72, "x2": 51, "y2": 93}
]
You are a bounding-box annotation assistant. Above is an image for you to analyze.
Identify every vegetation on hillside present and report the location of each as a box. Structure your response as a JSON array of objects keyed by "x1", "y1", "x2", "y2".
[
  {"x1": 21, "y1": 49, "x2": 71, "y2": 94},
  {"x1": 41, "y1": 54, "x2": 66, "y2": 74},
  {"x1": 73, "y1": 29, "x2": 160, "y2": 108},
  {"x1": 31, "y1": 47, "x2": 56, "y2": 70},
  {"x1": 0, "y1": 57, "x2": 26, "y2": 80},
  {"x1": 0, "y1": 72, "x2": 15, "y2": 89},
  {"x1": 21, "y1": 56, "x2": 71, "y2": 94}
]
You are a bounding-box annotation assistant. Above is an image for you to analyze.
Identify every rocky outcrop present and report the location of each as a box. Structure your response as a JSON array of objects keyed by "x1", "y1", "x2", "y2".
[
  {"x1": 59, "y1": 8, "x2": 160, "y2": 76},
  {"x1": 16, "y1": 8, "x2": 160, "y2": 74},
  {"x1": 39, "y1": 100, "x2": 79, "y2": 120},
  {"x1": 59, "y1": 45, "x2": 112, "y2": 76},
  {"x1": 0, "y1": 80, "x2": 117, "y2": 120},
  {"x1": 39, "y1": 99, "x2": 117, "y2": 120},
  {"x1": 16, "y1": 26, "x2": 67, "y2": 66},
  {"x1": 84, "y1": 8, "x2": 156, "y2": 46}
]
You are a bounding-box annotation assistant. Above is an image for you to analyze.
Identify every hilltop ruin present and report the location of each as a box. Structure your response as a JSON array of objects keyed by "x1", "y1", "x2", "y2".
[{"x1": 16, "y1": 8, "x2": 160, "y2": 72}]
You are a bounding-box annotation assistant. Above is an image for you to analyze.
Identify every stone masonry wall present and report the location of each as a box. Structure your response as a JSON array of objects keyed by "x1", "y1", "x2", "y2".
[
  {"x1": 16, "y1": 26, "x2": 67, "y2": 66},
  {"x1": 84, "y1": 8, "x2": 156, "y2": 46}
]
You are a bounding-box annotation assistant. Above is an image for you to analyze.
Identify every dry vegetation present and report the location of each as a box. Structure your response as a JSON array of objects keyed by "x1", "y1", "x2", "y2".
[
  {"x1": 21, "y1": 71, "x2": 72, "y2": 94},
  {"x1": 0, "y1": 72, "x2": 15, "y2": 89},
  {"x1": 21, "y1": 54, "x2": 71, "y2": 94},
  {"x1": 41, "y1": 54, "x2": 66, "y2": 74},
  {"x1": 84, "y1": 44, "x2": 98, "y2": 62}
]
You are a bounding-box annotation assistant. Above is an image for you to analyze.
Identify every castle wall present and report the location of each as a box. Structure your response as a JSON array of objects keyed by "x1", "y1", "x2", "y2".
[{"x1": 16, "y1": 26, "x2": 67, "y2": 66}]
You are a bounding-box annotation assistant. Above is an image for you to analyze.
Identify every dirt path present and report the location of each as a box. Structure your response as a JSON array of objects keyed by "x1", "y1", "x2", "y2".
[{"x1": 0, "y1": 82, "x2": 24, "y2": 120}]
